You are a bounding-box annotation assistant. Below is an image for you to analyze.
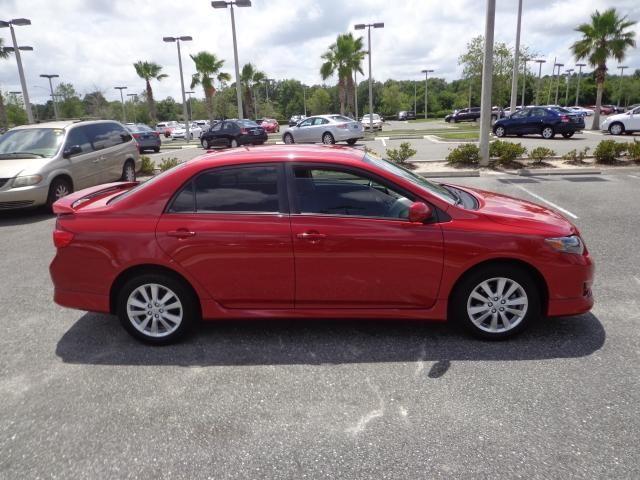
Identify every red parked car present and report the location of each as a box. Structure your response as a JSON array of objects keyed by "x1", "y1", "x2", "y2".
[
  {"x1": 50, "y1": 146, "x2": 594, "y2": 344},
  {"x1": 259, "y1": 118, "x2": 280, "y2": 133}
]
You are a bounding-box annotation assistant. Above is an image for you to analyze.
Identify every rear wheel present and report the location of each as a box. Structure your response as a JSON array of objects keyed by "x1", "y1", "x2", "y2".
[
  {"x1": 541, "y1": 126, "x2": 555, "y2": 139},
  {"x1": 116, "y1": 273, "x2": 198, "y2": 345},
  {"x1": 451, "y1": 264, "x2": 540, "y2": 340},
  {"x1": 46, "y1": 177, "x2": 73, "y2": 211},
  {"x1": 346, "y1": 139, "x2": 357, "y2": 145},
  {"x1": 153, "y1": 147, "x2": 160, "y2": 153},
  {"x1": 494, "y1": 125, "x2": 506, "y2": 138},
  {"x1": 608, "y1": 122, "x2": 624, "y2": 135},
  {"x1": 322, "y1": 132, "x2": 335, "y2": 144},
  {"x1": 283, "y1": 133, "x2": 294, "y2": 144},
  {"x1": 562, "y1": 132, "x2": 575, "y2": 139},
  {"x1": 230, "y1": 139, "x2": 239, "y2": 148},
  {"x1": 121, "y1": 160, "x2": 136, "y2": 182}
]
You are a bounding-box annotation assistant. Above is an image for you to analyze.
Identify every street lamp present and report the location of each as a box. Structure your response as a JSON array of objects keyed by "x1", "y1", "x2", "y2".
[
  {"x1": 575, "y1": 63, "x2": 586, "y2": 106},
  {"x1": 478, "y1": 0, "x2": 496, "y2": 167},
  {"x1": 509, "y1": 0, "x2": 523, "y2": 115},
  {"x1": 302, "y1": 84, "x2": 307, "y2": 117},
  {"x1": 617, "y1": 65, "x2": 628, "y2": 108},
  {"x1": 554, "y1": 62, "x2": 564, "y2": 105},
  {"x1": 185, "y1": 90, "x2": 195, "y2": 122},
  {"x1": 0, "y1": 18, "x2": 33, "y2": 123},
  {"x1": 534, "y1": 59, "x2": 546, "y2": 105},
  {"x1": 564, "y1": 69, "x2": 574, "y2": 106},
  {"x1": 212, "y1": 0, "x2": 252, "y2": 119},
  {"x1": 354, "y1": 71, "x2": 358, "y2": 119},
  {"x1": 40, "y1": 74, "x2": 60, "y2": 120},
  {"x1": 355, "y1": 22, "x2": 384, "y2": 132},
  {"x1": 114, "y1": 86, "x2": 128, "y2": 122},
  {"x1": 520, "y1": 57, "x2": 529, "y2": 108},
  {"x1": 163, "y1": 35, "x2": 192, "y2": 139},
  {"x1": 421, "y1": 69, "x2": 434, "y2": 119},
  {"x1": 126, "y1": 93, "x2": 138, "y2": 123}
]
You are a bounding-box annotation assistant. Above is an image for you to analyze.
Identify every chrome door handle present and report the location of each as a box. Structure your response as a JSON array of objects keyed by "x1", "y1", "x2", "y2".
[
  {"x1": 167, "y1": 229, "x2": 196, "y2": 239},
  {"x1": 296, "y1": 231, "x2": 327, "y2": 241}
]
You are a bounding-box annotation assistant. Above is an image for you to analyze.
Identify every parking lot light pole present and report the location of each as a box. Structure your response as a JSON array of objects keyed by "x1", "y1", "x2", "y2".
[
  {"x1": 185, "y1": 91, "x2": 195, "y2": 122},
  {"x1": 509, "y1": 0, "x2": 523, "y2": 115},
  {"x1": 617, "y1": 65, "x2": 628, "y2": 107},
  {"x1": 114, "y1": 86, "x2": 127, "y2": 122},
  {"x1": 212, "y1": 1, "x2": 251, "y2": 119},
  {"x1": 126, "y1": 93, "x2": 138, "y2": 123},
  {"x1": 355, "y1": 22, "x2": 384, "y2": 132},
  {"x1": 534, "y1": 59, "x2": 546, "y2": 105},
  {"x1": 354, "y1": 72, "x2": 358, "y2": 119},
  {"x1": 564, "y1": 69, "x2": 574, "y2": 106},
  {"x1": 302, "y1": 85, "x2": 307, "y2": 117},
  {"x1": 546, "y1": 57, "x2": 556, "y2": 104},
  {"x1": 1, "y1": 18, "x2": 34, "y2": 123},
  {"x1": 421, "y1": 69, "x2": 434, "y2": 119},
  {"x1": 163, "y1": 35, "x2": 192, "y2": 140},
  {"x1": 479, "y1": 0, "x2": 496, "y2": 167},
  {"x1": 575, "y1": 63, "x2": 586, "y2": 106},
  {"x1": 521, "y1": 57, "x2": 528, "y2": 107},
  {"x1": 554, "y1": 62, "x2": 564, "y2": 105},
  {"x1": 40, "y1": 74, "x2": 60, "y2": 120}
]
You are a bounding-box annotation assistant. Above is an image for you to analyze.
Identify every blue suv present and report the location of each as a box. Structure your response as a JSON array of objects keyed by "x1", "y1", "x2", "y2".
[{"x1": 493, "y1": 106, "x2": 585, "y2": 139}]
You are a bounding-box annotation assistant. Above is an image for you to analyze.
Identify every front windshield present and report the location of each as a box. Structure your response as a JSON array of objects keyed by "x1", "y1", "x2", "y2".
[
  {"x1": 0, "y1": 128, "x2": 65, "y2": 159},
  {"x1": 363, "y1": 154, "x2": 456, "y2": 205}
]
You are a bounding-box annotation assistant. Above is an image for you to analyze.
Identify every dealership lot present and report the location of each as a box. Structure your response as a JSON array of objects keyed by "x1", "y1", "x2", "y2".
[{"x1": 1, "y1": 171, "x2": 639, "y2": 478}]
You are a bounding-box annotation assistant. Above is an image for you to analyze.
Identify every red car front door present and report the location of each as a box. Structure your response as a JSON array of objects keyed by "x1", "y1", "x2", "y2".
[
  {"x1": 288, "y1": 164, "x2": 444, "y2": 309},
  {"x1": 155, "y1": 164, "x2": 294, "y2": 309}
]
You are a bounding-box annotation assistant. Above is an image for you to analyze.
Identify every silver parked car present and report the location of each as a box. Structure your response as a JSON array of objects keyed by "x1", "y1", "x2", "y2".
[
  {"x1": 0, "y1": 120, "x2": 140, "y2": 210},
  {"x1": 282, "y1": 114, "x2": 364, "y2": 145}
]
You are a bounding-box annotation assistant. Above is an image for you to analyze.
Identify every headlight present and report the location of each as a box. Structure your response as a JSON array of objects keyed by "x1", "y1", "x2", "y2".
[
  {"x1": 12, "y1": 175, "x2": 43, "y2": 188},
  {"x1": 545, "y1": 235, "x2": 585, "y2": 255}
]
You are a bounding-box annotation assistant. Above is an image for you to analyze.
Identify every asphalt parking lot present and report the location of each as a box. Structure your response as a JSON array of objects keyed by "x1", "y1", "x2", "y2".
[{"x1": 1, "y1": 170, "x2": 639, "y2": 478}]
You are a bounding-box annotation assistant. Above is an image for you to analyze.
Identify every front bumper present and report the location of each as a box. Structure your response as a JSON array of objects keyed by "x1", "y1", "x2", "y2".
[
  {"x1": 0, "y1": 183, "x2": 49, "y2": 209},
  {"x1": 545, "y1": 252, "x2": 594, "y2": 317}
]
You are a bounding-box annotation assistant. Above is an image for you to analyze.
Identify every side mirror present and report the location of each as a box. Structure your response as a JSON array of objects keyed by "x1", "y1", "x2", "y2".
[
  {"x1": 63, "y1": 145, "x2": 82, "y2": 158},
  {"x1": 408, "y1": 201, "x2": 432, "y2": 223}
]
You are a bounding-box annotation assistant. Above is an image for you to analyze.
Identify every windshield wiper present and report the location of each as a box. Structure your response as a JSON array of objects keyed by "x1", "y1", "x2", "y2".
[
  {"x1": 443, "y1": 185, "x2": 463, "y2": 206},
  {"x1": 0, "y1": 152, "x2": 46, "y2": 158}
]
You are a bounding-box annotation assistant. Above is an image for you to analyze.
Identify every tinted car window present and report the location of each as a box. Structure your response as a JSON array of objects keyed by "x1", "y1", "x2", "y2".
[
  {"x1": 299, "y1": 118, "x2": 314, "y2": 127},
  {"x1": 210, "y1": 122, "x2": 222, "y2": 132},
  {"x1": 169, "y1": 182, "x2": 195, "y2": 213},
  {"x1": 194, "y1": 165, "x2": 280, "y2": 213},
  {"x1": 530, "y1": 108, "x2": 547, "y2": 118},
  {"x1": 510, "y1": 110, "x2": 529, "y2": 119},
  {"x1": 238, "y1": 120, "x2": 259, "y2": 128},
  {"x1": 89, "y1": 122, "x2": 130, "y2": 149},
  {"x1": 223, "y1": 122, "x2": 237, "y2": 131},
  {"x1": 64, "y1": 126, "x2": 93, "y2": 154},
  {"x1": 293, "y1": 166, "x2": 413, "y2": 219},
  {"x1": 329, "y1": 115, "x2": 352, "y2": 122}
]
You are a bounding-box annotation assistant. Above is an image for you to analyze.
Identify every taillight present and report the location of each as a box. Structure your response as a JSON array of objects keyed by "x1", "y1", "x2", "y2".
[
  {"x1": 337, "y1": 123, "x2": 348, "y2": 129},
  {"x1": 53, "y1": 229, "x2": 74, "y2": 248},
  {"x1": 240, "y1": 128, "x2": 249, "y2": 134},
  {"x1": 560, "y1": 115, "x2": 570, "y2": 123},
  {"x1": 132, "y1": 133, "x2": 141, "y2": 139},
  {"x1": 152, "y1": 132, "x2": 159, "y2": 138}
]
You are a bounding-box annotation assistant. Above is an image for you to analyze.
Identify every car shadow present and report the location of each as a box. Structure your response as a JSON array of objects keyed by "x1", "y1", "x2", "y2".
[
  {"x1": 0, "y1": 207, "x2": 53, "y2": 227},
  {"x1": 56, "y1": 313, "x2": 605, "y2": 370}
]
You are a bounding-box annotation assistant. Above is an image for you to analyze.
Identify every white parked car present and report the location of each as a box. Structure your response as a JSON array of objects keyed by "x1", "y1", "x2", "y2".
[
  {"x1": 171, "y1": 123, "x2": 203, "y2": 140},
  {"x1": 600, "y1": 105, "x2": 640, "y2": 135},
  {"x1": 282, "y1": 114, "x2": 364, "y2": 145},
  {"x1": 567, "y1": 106, "x2": 594, "y2": 117},
  {"x1": 360, "y1": 113, "x2": 383, "y2": 131}
]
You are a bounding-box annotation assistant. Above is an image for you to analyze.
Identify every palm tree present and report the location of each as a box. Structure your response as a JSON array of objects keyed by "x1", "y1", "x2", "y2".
[
  {"x1": 240, "y1": 63, "x2": 265, "y2": 119},
  {"x1": 572, "y1": 8, "x2": 636, "y2": 129},
  {"x1": 0, "y1": 39, "x2": 10, "y2": 129},
  {"x1": 190, "y1": 51, "x2": 227, "y2": 123},
  {"x1": 320, "y1": 33, "x2": 365, "y2": 116},
  {"x1": 133, "y1": 61, "x2": 168, "y2": 124}
]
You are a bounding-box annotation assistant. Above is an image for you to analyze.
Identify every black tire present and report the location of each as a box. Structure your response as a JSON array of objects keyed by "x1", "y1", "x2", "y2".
[
  {"x1": 121, "y1": 160, "x2": 136, "y2": 182},
  {"x1": 346, "y1": 139, "x2": 358, "y2": 145},
  {"x1": 46, "y1": 177, "x2": 73, "y2": 211},
  {"x1": 450, "y1": 264, "x2": 540, "y2": 340},
  {"x1": 322, "y1": 132, "x2": 335, "y2": 144},
  {"x1": 494, "y1": 125, "x2": 506, "y2": 138},
  {"x1": 202, "y1": 138, "x2": 211, "y2": 149},
  {"x1": 608, "y1": 122, "x2": 624, "y2": 136},
  {"x1": 153, "y1": 147, "x2": 160, "y2": 153},
  {"x1": 562, "y1": 132, "x2": 575, "y2": 139},
  {"x1": 230, "y1": 138, "x2": 239, "y2": 148},
  {"x1": 283, "y1": 133, "x2": 294, "y2": 144},
  {"x1": 116, "y1": 273, "x2": 199, "y2": 345},
  {"x1": 541, "y1": 126, "x2": 555, "y2": 139}
]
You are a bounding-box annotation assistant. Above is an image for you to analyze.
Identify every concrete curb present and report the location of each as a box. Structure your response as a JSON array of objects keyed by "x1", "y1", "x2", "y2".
[
  {"x1": 515, "y1": 168, "x2": 602, "y2": 176},
  {"x1": 418, "y1": 170, "x2": 480, "y2": 178}
]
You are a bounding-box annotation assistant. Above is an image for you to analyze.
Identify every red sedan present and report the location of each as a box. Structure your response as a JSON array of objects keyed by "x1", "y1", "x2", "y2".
[
  {"x1": 259, "y1": 118, "x2": 280, "y2": 133},
  {"x1": 50, "y1": 146, "x2": 594, "y2": 345}
]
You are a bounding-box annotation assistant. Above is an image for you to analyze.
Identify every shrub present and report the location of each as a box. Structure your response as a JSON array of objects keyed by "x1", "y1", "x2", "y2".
[
  {"x1": 158, "y1": 157, "x2": 180, "y2": 172},
  {"x1": 593, "y1": 140, "x2": 627, "y2": 164},
  {"x1": 489, "y1": 140, "x2": 527, "y2": 165},
  {"x1": 386, "y1": 142, "x2": 417, "y2": 165},
  {"x1": 529, "y1": 147, "x2": 556, "y2": 164},
  {"x1": 139, "y1": 155, "x2": 155, "y2": 175},
  {"x1": 446, "y1": 143, "x2": 480, "y2": 165},
  {"x1": 627, "y1": 139, "x2": 640, "y2": 162},
  {"x1": 562, "y1": 147, "x2": 590, "y2": 164}
]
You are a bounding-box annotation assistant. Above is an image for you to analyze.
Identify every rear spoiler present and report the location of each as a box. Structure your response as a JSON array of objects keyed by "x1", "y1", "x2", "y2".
[{"x1": 52, "y1": 181, "x2": 137, "y2": 214}]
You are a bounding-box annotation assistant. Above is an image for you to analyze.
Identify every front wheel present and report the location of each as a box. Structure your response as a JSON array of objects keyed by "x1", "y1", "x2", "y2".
[
  {"x1": 562, "y1": 132, "x2": 575, "y2": 139},
  {"x1": 451, "y1": 265, "x2": 540, "y2": 340},
  {"x1": 46, "y1": 177, "x2": 73, "y2": 211},
  {"x1": 541, "y1": 126, "x2": 555, "y2": 139},
  {"x1": 494, "y1": 125, "x2": 506, "y2": 138},
  {"x1": 346, "y1": 139, "x2": 358, "y2": 145},
  {"x1": 322, "y1": 132, "x2": 335, "y2": 145},
  {"x1": 116, "y1": 273, "x2": 199, "y2": 345},
  {"x1": 608, "y1": 122, "x2": 624, "y2": 135},
  {"x1": 283, "y1": 133, "x2": 294, "y2": 144},
  {"x1": 201, "y1": 138, "x2": 211, "y2": 149}
]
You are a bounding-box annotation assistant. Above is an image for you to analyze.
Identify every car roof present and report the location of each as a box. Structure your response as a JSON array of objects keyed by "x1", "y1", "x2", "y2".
[{"x1": 11, "y1": 119, "x2": 120, "y2": 131}]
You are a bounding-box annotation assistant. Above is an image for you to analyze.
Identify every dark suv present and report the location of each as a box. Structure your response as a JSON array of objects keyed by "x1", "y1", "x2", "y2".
[
  {"x1": 200, "y1": 119, "x2": 267, "y2": 149},
  {"x1": 493, "y1": 106, "x2": 585, "y2": 139},
  {"x1": 398, "y1": 111, "x2": 416, "y2": 120},
  {"x1": 445, "y1": 107, "x2": 481, "y2": 123}
]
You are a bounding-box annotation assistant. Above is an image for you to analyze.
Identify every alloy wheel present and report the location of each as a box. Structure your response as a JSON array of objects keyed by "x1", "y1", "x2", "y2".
[
  {"x1": 126, "y1": 283, "x2": 183, "y2": 338},
  {"x1": 466, "y1": 277, "x2": 528, "y2": 333},
  {"x1": 495, "y1": 126, "x2": 505, "y2": 137},
  {"x1": 542, "y1": 127, "x2": 554, "y2": 139},
  {"x1": 54, "y1": 183, "x2": 70, "y2": 199},
  {"x1": 609, "y1": 123, "x2": 623, "y2": 135},
  {"x1": 124, "y1": 163, "x2": 135, "y2": 182}
]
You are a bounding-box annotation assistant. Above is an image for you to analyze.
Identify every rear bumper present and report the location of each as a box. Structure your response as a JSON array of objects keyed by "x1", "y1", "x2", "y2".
[
  {"x1": 239, "y1": 133, "x2": 268, "y2": 144},
  {"x1": 334, "y1": 130, "x2": 364, "y2": 141}
]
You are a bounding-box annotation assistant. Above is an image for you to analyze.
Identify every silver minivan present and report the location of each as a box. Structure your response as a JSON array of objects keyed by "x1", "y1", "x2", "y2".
[{"x1": 0, "y1": 120, "x2": 140, "y2": 210}]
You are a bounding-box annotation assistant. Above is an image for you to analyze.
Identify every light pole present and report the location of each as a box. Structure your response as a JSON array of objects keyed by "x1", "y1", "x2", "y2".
[
  {"x1": 1, "y1": 18, "x2": 33, "y2": 123},
  {"x1": 479, "y1": 0, "x2": 496, "y2": 167},
  {"x1": 421, "y1": 69, "x2": 434, "y2": 119},
  {"x1": 185, "y1": 91, "x2": 195, "y2": 122},
  {"x1": 534, "y1": 59, "x2": 546, "y2": 105},
  {"x1": 264, "y1": 78, "x2": 274, "y2": 102},
  {"x1": 40, "y1": 74, "x2": 60, "y2": 120},
  {"x1": 414, "y1": 81, "x2": 417, "y2": 115},
  {"x1": 302, "y1": 85, "x2": 307, "y2": 117},
  {"x1": 163, "y1": 35, "x2": 192, "y2": 139},
  {"x1": 521, "y1": 57, "x2": 528, "y2": 107},
  {"x1": 354, "y1": 71, "x2": 358, "y2": 119},
  {"x1": 355, "y1": 22, "x2": 384, "y2": 132},
  {"x1": 564, "y1": 69, "x2": 574, "y2": 106},
  {"x1": 617, "y1": 65, "x2": 628, "y2": 107},
  {"x1": 554, "y1": 62, "x2": 564, "y2": 105},
  {"x1": 509, "y1": 0, "x2": 523, "y2": 115},
  {"x1": 547, "y1": 56, "x2": 556, "y2": 104},
  {"x1": 212, "y1": 0, "x2": 251, "y2": 119},
  {"x1": 575, "y1": 63, "x2": 586, "y2": 106},
  {"x1": 126, "y1": 93, "x2": 138, "y2": 123},
  {"x1": 114, "y1": 86, "x2": 127, "y2": 122}
]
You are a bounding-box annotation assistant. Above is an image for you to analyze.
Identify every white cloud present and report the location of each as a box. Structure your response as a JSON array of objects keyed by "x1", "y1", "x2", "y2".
[{"x1": 1, "y1": 0, "x2": 638, "y2": 104}]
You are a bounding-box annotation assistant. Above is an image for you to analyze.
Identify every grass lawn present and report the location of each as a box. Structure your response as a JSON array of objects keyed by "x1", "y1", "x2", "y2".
[{"x1": 434, "y1": 131, "x2": 479, "y2": 140}]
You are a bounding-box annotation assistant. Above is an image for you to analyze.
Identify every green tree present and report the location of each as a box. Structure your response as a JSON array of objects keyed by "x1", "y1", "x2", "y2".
[
  {"x1": 380, "y1": 82, "x2": 410, "y2": 116},
  {"x1": 55, "y1": 82, "x2": 84, "y2": 119},
  {"x1": 240, "y1": 63, "x2": 266, "y2": 119},
  {"x1": 156, "y1": 97, "x2": 180, "y2": 121},
  {"x1": 320, "y1": 33, "x2": 365, "y2": 116},
  {"x1": 308, "y1": 88, "x2": 331, "y2": 115},
  {"x1": 6, "y1": 92, "x2": 27, "y2": 126},
  {"x1": 190, "y1": 51, "x2": 227, "y2": 123},
  {"x1": 0, "y1": 38, "x2": 10, "y2": 129},
  {"x1": 572, "y1": 8, "x2": 637, "y2": 129},
  {"x1": 133, "y1": 61, "x2": 168, "y2": 124}
]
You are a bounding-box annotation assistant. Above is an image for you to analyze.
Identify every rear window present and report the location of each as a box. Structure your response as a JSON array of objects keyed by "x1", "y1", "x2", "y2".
[
  {"x1": 126, "y1": 124, "x2": 152, "y2": 133},
  {"x1": 330, "y1": 115, "x2": 353, "y2": 122},
  {"x1": 237, "y1": 120, "x2": 259, "y2": 128}
]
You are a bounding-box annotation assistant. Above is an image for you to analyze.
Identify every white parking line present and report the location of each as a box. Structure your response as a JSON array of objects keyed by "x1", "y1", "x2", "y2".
[
  {"x1": 507, "y1": 182, "x2": 579, "y2": 219},
  {"x1": 628, "y1": 174, "x2": 640, "y2": 179},
  {"x1": 376, "y1": 137, "x2": 389, "y2": 147}
]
